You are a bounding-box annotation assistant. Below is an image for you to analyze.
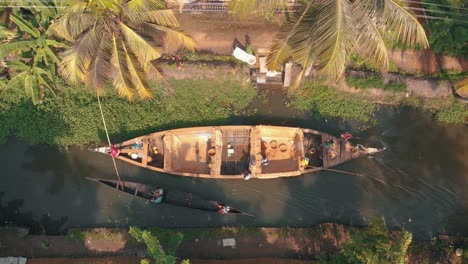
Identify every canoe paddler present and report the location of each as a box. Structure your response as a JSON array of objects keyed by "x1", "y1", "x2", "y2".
[{"x1": 217, "y1": 204, "x2": 230, "y2": 214}]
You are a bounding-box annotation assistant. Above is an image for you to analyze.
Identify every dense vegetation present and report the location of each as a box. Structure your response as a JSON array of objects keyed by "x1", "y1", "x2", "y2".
[
  {"x1": 288, "y1": 82, "x2": 467, "y2": 124},
  {"x1": 129, "y1": 227, "x2": 189, "y2": 264},
  {"x1": 422, "y1": 0, "x2": 468, "y2": 57},
  {"x1": 346, "y1": 75, "x2": 407, "y2": 92},
  {"x1": 343, "y1": 217, "x2": 412, "y2": 264}
]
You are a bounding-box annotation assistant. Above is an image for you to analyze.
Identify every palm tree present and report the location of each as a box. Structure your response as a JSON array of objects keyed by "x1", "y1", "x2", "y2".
[
  {"x1": 231, "y1": 0, "x2": 429, "y2": 88},
  {"x1": 49, "y1": 0, "x2": 195, "y2": 100}
]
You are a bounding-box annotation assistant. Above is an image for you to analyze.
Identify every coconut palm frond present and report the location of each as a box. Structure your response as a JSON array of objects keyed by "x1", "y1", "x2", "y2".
[
  {"x1": 142, "y1": 9, "x2": 180, "y2": 27},
  {"x1": 352, "y1": 1, "x2": 388, "y2": 70},
  {"x1": 122, "y1": 42, "x2": 152, "y2": 99},
  {"x1": 267, "y1": 3, "x2": 315, "y2": 69},
  {"x1": 120, "y1": 23, "x2": 163, "y2": 63},
  {"x1": 10, "y1": 14, "x2": 40, "y2": 38},
  {"x1": 111, "y1": 36, "x2": 134, "y2": 100},
  {"x1": 69, "y1": 27, "x2": 102, "y2": 65},
  {"x1": 59, "y1": 28, "x2": 101, "y2": 84},
  {"x1": 147, "y1": 24, "x2": 196, "y2": 51},
  {"x1": 125, "y1": 0, "x2": 166, "y2": 25},
  {"x1": 313, "y1": 0, "x2": 356, "y2": 78},
  {"x1": 380, "y1": 0, "x2": 428, "y2": 48},
  {"x1": 48, "y1": 1, "x2": 92, "y2": 41},
  {"x1": 0, "y1": 40, "x2": 37, "y2": 59},
  {"x1": 60, "y1": 48, "x2": 90, "y2": 84},
  {"x1": 290, "y1": 49, "x2": 315, "y2": 90},
  {"x1": 146, "y1": 61, "x2": 163, "y2": 81},
  {"x1": 86, "y1": 38, "x2": 113, "y2": 94}
]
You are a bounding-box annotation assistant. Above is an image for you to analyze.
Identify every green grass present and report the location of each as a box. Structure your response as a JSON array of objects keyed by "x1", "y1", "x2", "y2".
[
  {"x1": 148, "y1": 226, "x2": 263, "y2": 245},
  {"x1": 67, "y1": 229, "x2": 125, "y2": 242},
  {"x1": 346, "y1": 75, "x2": 407, "y2": 92},
  {"x1": 0, "y1": 77, "x2": 256, "y2": 147},
  {"x1": 288, "y1": 82, "x2": 378, "y2": 124}
]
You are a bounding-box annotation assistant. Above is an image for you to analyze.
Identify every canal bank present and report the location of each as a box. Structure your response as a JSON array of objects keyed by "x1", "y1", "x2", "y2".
[{"x1": 1, "y1": 224, "x2": 466, "y2": 263}]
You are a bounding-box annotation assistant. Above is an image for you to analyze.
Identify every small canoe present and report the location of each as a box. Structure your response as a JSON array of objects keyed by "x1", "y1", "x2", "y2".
[
  {"x1": 87, "y1": 178, "x2": 252, "y2": 216},
  {"x1": 94, "y1": 125, "x2": 385, "y2": 179}
]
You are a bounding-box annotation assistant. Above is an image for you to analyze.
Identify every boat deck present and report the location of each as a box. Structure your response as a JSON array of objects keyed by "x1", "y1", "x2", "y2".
[
  {"x1": 166, "y1": 131, "x2": 212, "y2": 175},
  {"x1": 303, "y1": 132, "x2": 324, "y2": 168},
  {"x1": 220, "y1": 128, "x2": 251, "y2": 175},
  {"x1": 322, "y1": 136, "x2": 355, "y2": 168}
]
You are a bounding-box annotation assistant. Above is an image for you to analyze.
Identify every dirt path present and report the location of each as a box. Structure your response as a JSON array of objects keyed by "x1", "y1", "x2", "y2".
[{"x1": 172, "y1": 13, "x2": 468, "y2": 74}]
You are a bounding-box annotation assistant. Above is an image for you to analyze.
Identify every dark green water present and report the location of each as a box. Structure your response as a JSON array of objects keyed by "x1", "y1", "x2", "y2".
[{"x1": 1, "y1": 96, "x2": 467, "y2": 239}]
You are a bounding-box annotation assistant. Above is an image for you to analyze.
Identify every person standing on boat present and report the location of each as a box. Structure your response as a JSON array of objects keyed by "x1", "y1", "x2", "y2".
[{"x1": 110, "y1": 145, "x2": 120, "y2": 158}]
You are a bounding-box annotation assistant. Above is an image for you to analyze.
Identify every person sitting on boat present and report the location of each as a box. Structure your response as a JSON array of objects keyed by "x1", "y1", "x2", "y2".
[
  {"x1": 325, "y1": 138, "x2": 334, "y2": 149},
  {"x1": 132, "y1": 139, "x2": 144, "y2": 150},
  {"x1": 149, "y1": 188, "x2": 164, "y2": 203},
  {"x1": 217, "y1": 204, "x2": 230, "y2": 214},
  {"x1": 110, "y1": 145, "x2": 120, "y2": 158}
]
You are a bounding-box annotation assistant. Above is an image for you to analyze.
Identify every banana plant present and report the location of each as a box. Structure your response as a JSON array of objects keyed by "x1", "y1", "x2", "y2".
[{"x1": 0, "y1": 13, "x2": 67, "y2": 104}]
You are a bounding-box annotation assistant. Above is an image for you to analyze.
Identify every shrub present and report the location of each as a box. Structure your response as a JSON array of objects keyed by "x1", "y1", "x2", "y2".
[
  {"x1": 343, "y1": 217, "x2": 413, "y2": 264},
  {"x1": 346, "y1": 75, "x2": 407, "y2": 92},
  {"x1": 129, "y1": 226, "x2": 189, "y2": 264}
]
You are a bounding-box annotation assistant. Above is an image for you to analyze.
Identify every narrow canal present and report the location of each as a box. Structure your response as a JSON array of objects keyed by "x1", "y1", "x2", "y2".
[{"x1": 1, "y1": 96, "x2": 467, "y2": 240}]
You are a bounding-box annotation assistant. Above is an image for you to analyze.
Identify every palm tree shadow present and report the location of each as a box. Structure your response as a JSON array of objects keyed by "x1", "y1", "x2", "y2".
[
  {"x1": 0, "y1": 192, "x2": 68, "y2": 235},
  {"x1": 21, "y1": 145, "x2": 93, "y2": 195}
]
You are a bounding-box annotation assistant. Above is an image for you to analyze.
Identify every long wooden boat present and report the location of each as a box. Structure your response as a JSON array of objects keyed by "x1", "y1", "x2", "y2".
[
  {"x1": 87, "y1": 178, "x2": 252, "y2": 216},
  {"x1": 95, "y1": 125, "x2": 384, "y2": 179}
]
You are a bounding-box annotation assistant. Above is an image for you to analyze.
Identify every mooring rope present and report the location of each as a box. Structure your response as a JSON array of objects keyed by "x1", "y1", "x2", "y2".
[{"x1": 97, "y1": 93, "x2": 124, "y2": 190}]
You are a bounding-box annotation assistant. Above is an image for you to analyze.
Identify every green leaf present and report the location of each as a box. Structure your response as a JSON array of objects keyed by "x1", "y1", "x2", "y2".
[
  {"x1": 6, "y1": 60, "x2": 30, "y2": 71},
  {"x1": 4, "y1": 71, "x2": 27, "y2": 90},
  {"x1": 45, "y1": 39, "x2": 69, "y2": 48},
  {"x1": 10, "y1": 14, "x2": 41, "y2": 38},
  {"x1": 33, "y1": 66, "x2": 53, "y2": 81},
  {"x1": 0, "y1": 40, "x2": 37, "y2": 59}
]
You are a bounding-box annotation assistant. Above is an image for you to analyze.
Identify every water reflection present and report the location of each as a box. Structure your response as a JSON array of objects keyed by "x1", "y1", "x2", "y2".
[{"x1": 0, "y1": 106, "x2": 466, "y2": 239}]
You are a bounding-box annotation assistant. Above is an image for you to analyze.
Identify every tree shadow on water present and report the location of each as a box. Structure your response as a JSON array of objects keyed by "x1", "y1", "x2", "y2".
[
  {"x1": 0, "y1": 192, "x2": 68, "y2": 235},
  {"x1": 21, "y1": 145, "x2": 94, "y2": 195}
]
